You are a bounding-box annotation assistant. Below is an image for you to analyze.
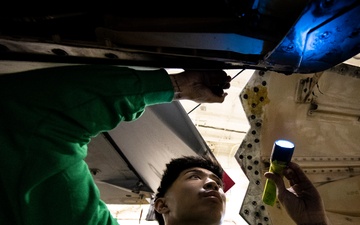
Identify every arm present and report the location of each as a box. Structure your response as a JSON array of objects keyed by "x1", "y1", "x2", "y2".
[
  {"x1": 1, "y1": 65, "x2": 175, "y2": 225},
  {"x1": 264, "y1": 162, "x2": 331, "y2": 225},
  {"x1": 5, "y1": 66, "x2": 230, "y2": 133}
]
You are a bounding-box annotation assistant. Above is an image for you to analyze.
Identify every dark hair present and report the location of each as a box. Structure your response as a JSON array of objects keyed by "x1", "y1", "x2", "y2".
[{"x1": 154, "y1": 155, "x2": 223, "y2": 225}]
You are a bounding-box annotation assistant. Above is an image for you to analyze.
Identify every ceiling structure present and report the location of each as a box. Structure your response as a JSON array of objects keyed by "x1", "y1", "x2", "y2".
[
  {"x1": 1, "y1": 1, "x2": 360, "y2": 74},
  {"x1": 1, "y1": 1, "x2": 360, "y2": 224}
]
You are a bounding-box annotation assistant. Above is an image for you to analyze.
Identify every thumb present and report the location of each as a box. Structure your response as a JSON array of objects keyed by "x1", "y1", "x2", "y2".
[{"x1": 264, "y1": 172, "x2": 287, "y2": 197}]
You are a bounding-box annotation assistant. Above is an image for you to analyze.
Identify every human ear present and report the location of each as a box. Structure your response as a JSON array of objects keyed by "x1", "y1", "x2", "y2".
[{"x1": 154, "y1": 198, "x2": 169, "y2": 214}]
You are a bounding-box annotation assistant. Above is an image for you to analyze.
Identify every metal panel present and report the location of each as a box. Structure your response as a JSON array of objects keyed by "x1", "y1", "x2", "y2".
[
  {"x1": 237, "y1": 63, "x2": 360, "y2": 225},
  {"x1": 86, "y1": 101, "x2": 214, "y2": 204},
  {"x1": 1, "y1": 1, "x2": 360, "y2": 74},
  {"x1": 107, "y1": 102, "x2": 212, "y2": 192}
]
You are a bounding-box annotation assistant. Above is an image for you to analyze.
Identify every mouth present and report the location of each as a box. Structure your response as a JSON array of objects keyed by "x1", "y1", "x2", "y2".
[{"x1": 203, "y1": 191, "x2": 223, "y2": 203}]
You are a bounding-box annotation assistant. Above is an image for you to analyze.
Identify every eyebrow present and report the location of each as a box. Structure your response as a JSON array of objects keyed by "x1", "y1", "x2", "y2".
[{"x1": 184, "y1": 168, "x2": 223, "y2": 185}]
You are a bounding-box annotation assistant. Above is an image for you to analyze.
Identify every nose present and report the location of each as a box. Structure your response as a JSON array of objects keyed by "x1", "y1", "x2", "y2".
[{"x1": 204, "y1": 178, "x2": 219, "y2": 191}]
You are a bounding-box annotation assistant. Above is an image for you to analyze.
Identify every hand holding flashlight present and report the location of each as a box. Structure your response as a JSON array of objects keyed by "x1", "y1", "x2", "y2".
[
  {"x1": 264, "y1": 162, "x2": 329, "y2": 224},
  {"x1": 262, "y1": 139, "x2": 295, "y2": 206}
]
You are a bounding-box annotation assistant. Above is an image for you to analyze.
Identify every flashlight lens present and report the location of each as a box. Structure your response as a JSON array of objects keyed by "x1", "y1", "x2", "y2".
[{"x1": 275, "y1": 140, "x2": 294, "y2": 148}]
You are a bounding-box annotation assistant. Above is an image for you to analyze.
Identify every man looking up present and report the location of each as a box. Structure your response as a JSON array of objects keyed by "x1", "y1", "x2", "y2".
[
  {"x1": 154, "y1": 156, "x2": 225, "y2": 225},
  {"x1": 154, "y1": 156, "x2": 330, "y2": 225}
]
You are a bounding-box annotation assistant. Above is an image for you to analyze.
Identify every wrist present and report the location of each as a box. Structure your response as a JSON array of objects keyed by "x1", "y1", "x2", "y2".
[
  {"x1": 169, "y1": 74, "x2": 189, "y2": 100},
  {"x1": 169, "y1": 75, "x2": 181, "y2": 93},
  {"x1": 169, "y1": 75, "x2": 182, "y2": 100}
]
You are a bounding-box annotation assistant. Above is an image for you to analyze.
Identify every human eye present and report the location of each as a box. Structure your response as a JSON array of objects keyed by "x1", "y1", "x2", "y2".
[{"x1": 189, "y1": 174, "x2": 201, "y2": 179}]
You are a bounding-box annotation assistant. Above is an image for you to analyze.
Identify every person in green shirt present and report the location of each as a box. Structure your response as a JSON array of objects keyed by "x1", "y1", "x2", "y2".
[{"x1": 0, "y1": 65, "x2": 230, "y2": 225}]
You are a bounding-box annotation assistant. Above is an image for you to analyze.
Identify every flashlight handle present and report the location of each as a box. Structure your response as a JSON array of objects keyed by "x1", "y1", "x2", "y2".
[{"x1": 262, "y1": 160, "x2": 287, "y2": 206}]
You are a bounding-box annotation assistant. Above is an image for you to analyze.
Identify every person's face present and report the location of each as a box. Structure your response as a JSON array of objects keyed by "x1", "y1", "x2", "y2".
[{"x1": 156, "y1": 167, "x2": 226, "y2": 225}]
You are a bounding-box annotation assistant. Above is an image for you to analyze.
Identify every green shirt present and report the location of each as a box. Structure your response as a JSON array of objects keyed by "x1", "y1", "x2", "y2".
[{"x1": 0, "y1": 65, "x2": 174, "y2": 225}]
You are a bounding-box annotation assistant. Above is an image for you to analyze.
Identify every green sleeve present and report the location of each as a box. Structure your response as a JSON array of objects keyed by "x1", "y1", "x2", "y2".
[{"x1": 0, "y1": 65, "x2": 174, "y2": 225}]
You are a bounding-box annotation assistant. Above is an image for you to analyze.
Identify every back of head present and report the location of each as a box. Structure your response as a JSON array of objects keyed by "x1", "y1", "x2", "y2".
[{"x1": 154, "y1": 155, "x2": 223, "y2": 225}]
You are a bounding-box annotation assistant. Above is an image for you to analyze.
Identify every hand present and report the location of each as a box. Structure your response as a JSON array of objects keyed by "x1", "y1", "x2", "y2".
[
  {"x1": 169, "y1": 70, "x2": 231, "y2": 103},
  {"x1": 264, "y1": 162, "x2": 330, "y2": 225}
]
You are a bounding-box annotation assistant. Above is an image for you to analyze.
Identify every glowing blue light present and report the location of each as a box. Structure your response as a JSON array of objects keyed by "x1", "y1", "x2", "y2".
[
  {"x1": 275, "y1": 140, "x2": 294, "y2": 149},
  {"x1": 265, "y1": 1, "x2": 360, "y2": 73}
]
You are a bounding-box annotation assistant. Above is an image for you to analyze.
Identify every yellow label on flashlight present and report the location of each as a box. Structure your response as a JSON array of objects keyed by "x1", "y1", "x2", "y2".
[{"x1": 262, "y1": 160, "x2": 287, "y2": 206}]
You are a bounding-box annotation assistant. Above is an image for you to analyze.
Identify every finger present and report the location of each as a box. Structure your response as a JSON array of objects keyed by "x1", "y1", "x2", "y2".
[
  {"x1": 202, "y1": 70, "x2": 230, "y2": 86},
  {"x1": 264, "y1": 172, "x2": 287, "y2": 195},
  {"x1": 202, "y1": 70, "x2": 228, "y2": 78},
  {"x1": 283, "y1": 167, "x2": 300, "y2": 186},
  {"x1": 287, "y1": 162, "x2": 313, "y2": 185},
  {"x1": 210, "y1": 87, "x2": 225, "y2": 97},
  {"x1": 209, "y1": 92, "x2": 227, "y2": 103},
  {"x1": 222, "y1": 82, "x2": 231, "y2": 89}
]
